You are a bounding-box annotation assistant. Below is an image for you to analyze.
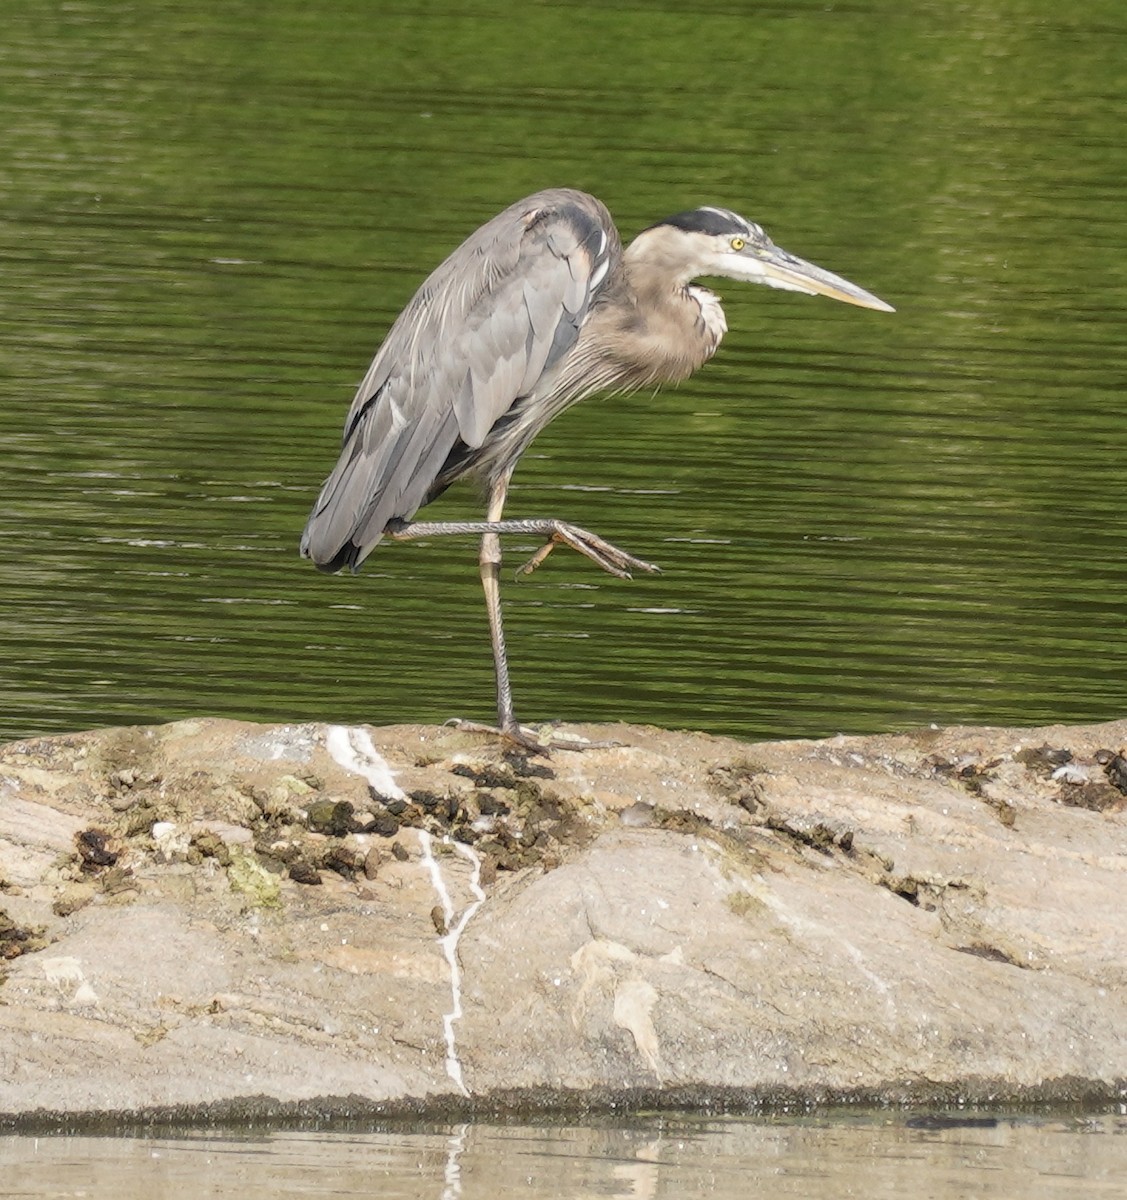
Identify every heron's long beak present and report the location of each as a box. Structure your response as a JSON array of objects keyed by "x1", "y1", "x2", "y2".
[{"x1": 734, "y1": 242, "x2": 895, "y2": 312}]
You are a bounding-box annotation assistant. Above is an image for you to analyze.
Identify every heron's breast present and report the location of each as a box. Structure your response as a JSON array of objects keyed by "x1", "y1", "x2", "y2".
[{"x1": 689, "y1": 285, "x2": 728, "y2": 353}]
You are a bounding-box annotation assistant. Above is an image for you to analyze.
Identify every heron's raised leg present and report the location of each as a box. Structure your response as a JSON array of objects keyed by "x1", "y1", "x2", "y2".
[{"x1": 385, "y1": 518, "x2": 661, "y2": 579}]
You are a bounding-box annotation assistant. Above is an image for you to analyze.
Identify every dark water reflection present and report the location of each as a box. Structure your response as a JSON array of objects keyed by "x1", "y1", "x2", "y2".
[{"x1": 2, "y1": 0, "x2": 1126, "y2": 742}]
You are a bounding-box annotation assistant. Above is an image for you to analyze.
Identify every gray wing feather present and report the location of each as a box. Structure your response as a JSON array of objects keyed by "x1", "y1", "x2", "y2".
[{"x1": 301, "y1": 188, "x2": 620, "y2": 571}]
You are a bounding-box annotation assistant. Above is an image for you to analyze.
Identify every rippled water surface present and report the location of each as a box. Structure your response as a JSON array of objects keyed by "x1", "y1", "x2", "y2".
[
  {"x1": 3, "y1": 0, "x2": 1126, "y2": 741},
  {"x1": 4, "y1": 1114, "x2": 1127, "y2": 1198}
]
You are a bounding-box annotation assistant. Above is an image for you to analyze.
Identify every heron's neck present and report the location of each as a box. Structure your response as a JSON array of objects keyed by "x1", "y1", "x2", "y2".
[{"x1": 612, "y1": 256, "x2": 727, "y2": 384}]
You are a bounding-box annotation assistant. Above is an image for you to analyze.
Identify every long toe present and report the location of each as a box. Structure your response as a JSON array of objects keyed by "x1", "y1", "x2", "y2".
[
  {"x1": 445, "y1": 717, "x2": 553, "y2": 756},
  {"x1": 516, "y1": 540, "x2": 558, "y2": 577},
  {"x1": 551, "y1": 522, "x2": 661, "y2": 579}
]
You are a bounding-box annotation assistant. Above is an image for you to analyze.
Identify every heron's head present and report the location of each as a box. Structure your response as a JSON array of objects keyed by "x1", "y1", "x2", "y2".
[{"x1": 631, "y1": 206, "x2": 894, "y2": 313}]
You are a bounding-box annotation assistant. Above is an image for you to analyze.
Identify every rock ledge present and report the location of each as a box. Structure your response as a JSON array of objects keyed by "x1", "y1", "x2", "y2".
[{"x1": 2, "y1": 716, "x2": 1126, "y2": 1122}]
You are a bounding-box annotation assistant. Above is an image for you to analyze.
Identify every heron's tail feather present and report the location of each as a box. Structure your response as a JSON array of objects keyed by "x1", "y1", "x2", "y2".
[{"x1": 300, "y1": 390, "x2": 463, "y2": 574}]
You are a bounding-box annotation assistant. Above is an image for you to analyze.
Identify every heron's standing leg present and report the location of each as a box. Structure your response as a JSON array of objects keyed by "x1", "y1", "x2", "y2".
[{"x1": 480, "y1": 468, "x2": 518, "y2": 734}]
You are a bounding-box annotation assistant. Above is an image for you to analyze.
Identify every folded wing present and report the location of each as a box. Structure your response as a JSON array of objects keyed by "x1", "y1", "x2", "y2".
[{"x1": 300, "y1": 188, "x2": 619, "y2": 573}]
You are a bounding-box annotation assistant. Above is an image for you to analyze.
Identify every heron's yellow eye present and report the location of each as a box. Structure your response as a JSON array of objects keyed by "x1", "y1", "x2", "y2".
[{"x1": 730, "y1": 236, "x2": 745, "y2": 251}]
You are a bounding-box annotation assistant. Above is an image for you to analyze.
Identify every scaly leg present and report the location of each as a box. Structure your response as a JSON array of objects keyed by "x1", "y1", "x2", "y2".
[{"x1": 479, "y1": 471, "x2": 518, "y2": 736}]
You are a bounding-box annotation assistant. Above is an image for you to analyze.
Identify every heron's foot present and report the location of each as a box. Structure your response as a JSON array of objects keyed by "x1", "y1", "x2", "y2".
[
  {"x1": 443, "y1": 717, "x2": 552, "y2": 756},
  {"x1": 526, "y1": 723, "x2": 625, "y2": 751},
  {"x1": 516, "y1": 522, "x2": 661, "y2": 580},
  {"x1": 443, "y1": 718, "x2": 622, "y2": 754}
]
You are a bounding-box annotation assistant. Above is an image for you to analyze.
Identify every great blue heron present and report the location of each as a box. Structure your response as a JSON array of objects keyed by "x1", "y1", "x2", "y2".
[{"x1": 301, "y1": 188, "x2": 892, "y2": 747}]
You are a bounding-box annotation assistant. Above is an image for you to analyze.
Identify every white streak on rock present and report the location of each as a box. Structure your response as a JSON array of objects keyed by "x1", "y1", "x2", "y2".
[
  {"x1": 418, "y1": 830, "x2": 487, "y2": 1097},
  {"x1": 324, "y1": 726, "x2": 407, "y2": 800}
]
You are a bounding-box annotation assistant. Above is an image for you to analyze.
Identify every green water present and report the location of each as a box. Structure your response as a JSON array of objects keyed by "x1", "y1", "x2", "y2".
[{"x1": 3, "y1": 0, "x2": 1126, "y2": 742}]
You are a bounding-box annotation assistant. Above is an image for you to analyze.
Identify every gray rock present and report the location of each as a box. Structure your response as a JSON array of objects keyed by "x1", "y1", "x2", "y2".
[{"x1": 1, "y1": 716, "x2": 1125, "y2": 1120}]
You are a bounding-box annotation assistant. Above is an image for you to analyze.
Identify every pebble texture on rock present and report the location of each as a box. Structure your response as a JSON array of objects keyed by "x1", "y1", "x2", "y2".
[{"x1": 1, "y1": 716, "x2": 1125, "y2": 1121}]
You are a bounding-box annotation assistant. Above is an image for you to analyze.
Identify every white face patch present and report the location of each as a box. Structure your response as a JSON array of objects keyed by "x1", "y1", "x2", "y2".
[{"x1": 713, "y1": 250, "x2": 818, "y2": 295}]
